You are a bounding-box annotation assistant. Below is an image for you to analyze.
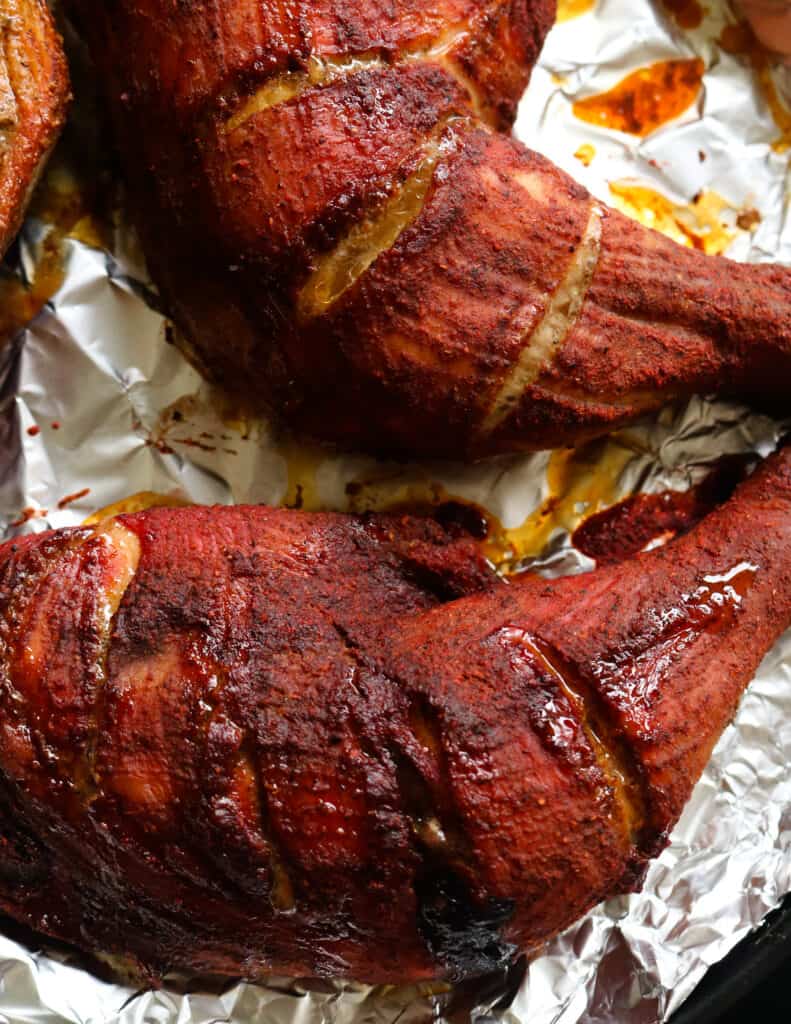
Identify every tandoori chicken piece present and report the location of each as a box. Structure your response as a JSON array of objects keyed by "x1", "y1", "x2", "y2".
[
  {"x1": 0, "y1": 446, "x2": 788, "y2": 982},
  {"x1": 0, "y1": 0, "x2": 69, "y2": 255},
  {"x1": 64, "y1": 0, "x2": 790, "y2": 458}
]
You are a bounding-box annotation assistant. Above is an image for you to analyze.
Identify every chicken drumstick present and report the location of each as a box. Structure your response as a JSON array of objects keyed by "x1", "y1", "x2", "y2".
[
  {"x1": 0, "y1": 446, "x2": 788, "y2": 981},
  {"x1": 65, "y1": 0, "x2": 791, "y2": 457}
]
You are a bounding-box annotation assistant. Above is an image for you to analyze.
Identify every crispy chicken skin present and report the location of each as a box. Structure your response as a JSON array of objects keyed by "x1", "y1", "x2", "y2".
[
  {"x1": 0, "y1": 0, "x2": 69, "y2": 255},
  {"x1": 64, "y1": 0, "x2": 790, "y2": 458},
  {"x1": 0, "y1": 448, "x2": 788, "y2": 982}
]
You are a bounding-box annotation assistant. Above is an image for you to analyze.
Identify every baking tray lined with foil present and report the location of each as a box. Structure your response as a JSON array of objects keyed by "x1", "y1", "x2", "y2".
[{"x1": 0, "y1": 0, "x2": 789, "y2": 1021}]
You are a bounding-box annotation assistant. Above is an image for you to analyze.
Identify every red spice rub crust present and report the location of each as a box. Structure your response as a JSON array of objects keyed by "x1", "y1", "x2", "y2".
[
  {"x1": 0, "y1": 450, "x2": 788, "y2": 981},
  {"x1": 65, "y1": 0, "x2": 791, "y2": 457}
]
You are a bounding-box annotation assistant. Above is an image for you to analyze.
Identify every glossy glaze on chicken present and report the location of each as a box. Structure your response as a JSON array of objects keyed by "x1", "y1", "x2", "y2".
[
  {"x1": 0, "y1": 448, "x2": 788, "y2": 982},
  {"x1": 65, "y1": 0, "x2": 791, "y2": 457}
]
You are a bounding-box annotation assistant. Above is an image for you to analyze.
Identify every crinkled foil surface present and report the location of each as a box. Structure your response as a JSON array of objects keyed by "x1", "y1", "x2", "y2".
[{"x1": 0, "y1": 0, "x2": 790, "y2": 1021}]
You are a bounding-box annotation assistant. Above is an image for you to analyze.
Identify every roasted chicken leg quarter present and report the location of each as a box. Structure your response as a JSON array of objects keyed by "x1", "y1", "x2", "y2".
[
  {"x1": 0, "y1": 0, "x2": 69, "y2": 256},
  {"x1": 65, "y1": 0, "x2": 790, "y2": 458},
  {"x1": 0, "y1": 447, "x2": 788, "y2": 982}
]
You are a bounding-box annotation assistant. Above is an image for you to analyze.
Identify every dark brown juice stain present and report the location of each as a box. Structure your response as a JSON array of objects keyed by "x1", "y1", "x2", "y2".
[
  {"x1": 572, "y1": 456, "x2": 750, "y2": 565},
  {"x1": 57, "y1": 488, "x2": 91, "y2": 510},
  {"x1": 661, "y1": 0, "x2": 705, "y2": 30},
  {"x1": 9, "y1": 507, "x2": 47, "y2": 528},
  {"x1": 347, "y1": 482, "x2": 462, "y2": 524},
  {"x1": 572, "y1": 58, "x2": 705, "y2": 137},
  {"x1": 719, "y1": 21, "x2": 791, "y2": 153},
  {"x1": 146, "y1": 390, "x2": 257, "y2": 465},
  {"x1": 736, "y1": 207, "x2": 761, "y2": 231}
]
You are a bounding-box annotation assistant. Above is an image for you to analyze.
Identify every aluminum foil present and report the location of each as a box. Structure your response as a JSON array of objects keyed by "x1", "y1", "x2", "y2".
[{"x1": 0, "y1": 0, "x2": 790, "y2": 1020}]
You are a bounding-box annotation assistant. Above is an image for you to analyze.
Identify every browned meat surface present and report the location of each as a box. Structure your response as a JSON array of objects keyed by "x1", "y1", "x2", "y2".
[
  {"x1": 0, "y1": 0, "x2": 69, "y2": 255},
  {"x1": 571, "y1": 455, "x2": 751, "y2": 566},
  {"x1": 0, "y1": 447, "x2": 788, "y2": 982},
  {"x1": 64, "y1": 0, "x2": 790, "y2": 458}
]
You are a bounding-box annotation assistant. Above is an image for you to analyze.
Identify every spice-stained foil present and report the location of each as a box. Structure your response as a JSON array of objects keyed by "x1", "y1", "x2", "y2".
[{"x1": 0, "y1": 1, "x2": 790, "y2": 1021}]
